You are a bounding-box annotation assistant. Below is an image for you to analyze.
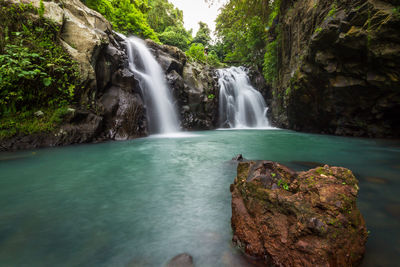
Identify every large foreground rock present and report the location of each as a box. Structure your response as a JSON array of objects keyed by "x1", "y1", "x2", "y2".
[{"x1": 231, "y1": 161, "x2": 368, "y2": 266}]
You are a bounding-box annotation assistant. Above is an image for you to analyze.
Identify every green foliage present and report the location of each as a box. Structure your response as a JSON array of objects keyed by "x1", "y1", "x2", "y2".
[
  {"x1": 0, "y1": 107, "x2": 70, "y2": 139},
  {"x1": 147, "y1": 0, "x2": 183, "y2": 33},
  {"x1": 327, "y1": 3, "x2": 337, "y2": 18},
  {"x1": 0, "y1": 2, "x2": 80, "y2": 117},
  {"x1": 314, "y1": 27, "x2": 322, "y2": 34},
  {"x1": 207, "y1": 94, "x2": 215, "y2": 100},
  {"x1": 208, "y1": 41, "x2": 225, "y2": 61},
  {"x1": 215, "y1": 0, "x2": 275, "y2": 66},
  {"x1": 207, "y1": 50, "x2": 223, "y2": 67},
  {"x1": 158, "y1": 25, "x2": 192, "y2": 51},
  {"x1": 111, "y1": 0, "x2": 159, "y2": 40},
  {"x1": 38, "y1": 0, "x2": 45, "y2": 17},
  {"x1": 263, "y1": 39, "x2": 278, "y2": 85},
  {"x1": 268, "y1": 0, "x2": 280, "y2": 27},
  {"x1": 84, "y1": 0, "x2": 159, "y2": 41},
  {"x1": 85, "y1": 0, "x2": 114, "y2": 20},
  {"x1": 186, "y1": 43, "x2": 207, "y2": 63},
  {"x1": 285, "y1": 87, "x2": 291, "y2": 96},
  {"x1": 186, "y1": 43, "x2": 223, "y2": 67},
  {"x1": 393, "y1": 6, "x2": 400, "y2": 18},
  {"x1": 192, "y1": 22, "x2": 211, "y2": 46},
  {"x1": 277, "y1": 179, "x2": 289, "y2": 191}
]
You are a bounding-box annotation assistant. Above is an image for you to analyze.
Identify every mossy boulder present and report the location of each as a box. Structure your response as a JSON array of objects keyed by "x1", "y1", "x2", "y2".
[{"x1": 231, "y1": 161, "x2": 368, "y2": 266}]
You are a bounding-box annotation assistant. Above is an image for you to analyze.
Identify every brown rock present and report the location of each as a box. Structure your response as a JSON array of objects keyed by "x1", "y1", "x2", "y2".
[{"x1": 231, "y1": 161, "x2": 368, "y2": 267}]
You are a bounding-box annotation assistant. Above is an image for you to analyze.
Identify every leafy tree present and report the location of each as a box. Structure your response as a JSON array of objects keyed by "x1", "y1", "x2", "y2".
[
  {"x1": 186, "y1": 43, "x2": 207, "y2": 63},
  {"x1": 146, "y1": 0, "x2": 194, "y2": 51},
  {"x1": 112, "y1": 0, "x2": 158, "y2": 40},
  {"x1": 147, "y1": 0, "x2": 183, "y2": 33},
  {"x1": 83, "y1": 0, "x2": 159, "y2": 41},
  {"x1": 186, "y1": 43, "x2": 223, "y2": 67},
  {"x1": 215, "y1": 0, "x2": 274, "y2": 66},
  {"x1": 207, "y1": 50, "x2": 223, "y2": 67},
  {"x1": 84, "y1": 0, "x2": 114, "y2": 21},
  {"x1": 192, "y1": 22, "x2": 211, "y2": 47},
  {"x1": 158, "y1": 25, "x2": 192, "y2": 51}
]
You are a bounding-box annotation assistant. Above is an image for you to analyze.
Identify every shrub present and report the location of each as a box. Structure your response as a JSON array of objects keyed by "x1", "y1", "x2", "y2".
[
  {"x1": 207, "y1": 50, "x2": 223, "y2": 67},
  {"x1": 0, "y1": 2, "x2": 80, "y2": 116},
  {"x1": 186, "y1": 43, "x2": 207, "y2": 63}
]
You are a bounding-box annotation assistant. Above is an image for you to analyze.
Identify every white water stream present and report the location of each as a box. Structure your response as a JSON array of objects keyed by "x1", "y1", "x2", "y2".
[
  {"x1": 218, "y1": 66, "x2": 271, "y2": 129},
  {"x1": 124, "y1": 36, "x2": 180, "y2": 134}
]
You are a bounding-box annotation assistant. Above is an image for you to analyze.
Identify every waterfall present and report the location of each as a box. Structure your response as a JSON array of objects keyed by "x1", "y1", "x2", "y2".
[
  {"x1": 124, "y1": 36, "x2": 180, "y2": 134},
  {"x1": 218, "y1": 66, "x2": 271, "y2": 129}
]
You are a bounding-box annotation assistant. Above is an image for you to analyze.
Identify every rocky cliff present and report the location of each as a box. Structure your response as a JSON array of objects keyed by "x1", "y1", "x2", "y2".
[
  {"x1": 0, "y1": 0, "x2": 217, "y2": 151},
  {"x1": 145, "y1": 40, "x2": 219, "y2": 130},
  {"x1": 268, "y1": 0, "x2": 400, "y2": 138}
]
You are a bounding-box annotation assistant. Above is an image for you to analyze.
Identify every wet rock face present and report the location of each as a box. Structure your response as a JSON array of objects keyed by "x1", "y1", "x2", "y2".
[
  {"x1": 145, "y1": 40, "x2": 219, "y2": 130},
  {"x1": 270, "y1": 0, "x2": 400, "y2": 138},
  {"x1": 231, "y1": 161, "x2": 368, "y2": 266}
]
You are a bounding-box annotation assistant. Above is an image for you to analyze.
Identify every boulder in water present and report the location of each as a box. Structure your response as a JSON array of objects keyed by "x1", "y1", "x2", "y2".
[
  {"x1": 231, "y1": 161, "x2": 368, "y2": 266},
  {"x1": 166, "y1": 253, "x2": 194, "y2": 267}
]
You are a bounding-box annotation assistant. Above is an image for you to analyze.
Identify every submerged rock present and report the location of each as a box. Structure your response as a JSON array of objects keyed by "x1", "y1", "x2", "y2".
[
  {"x1": 231, "y1": 161, "x2": 368, "y2": 266},
  {"x1": 166, "y1": 253, "x2": 194, "y2": 267}
]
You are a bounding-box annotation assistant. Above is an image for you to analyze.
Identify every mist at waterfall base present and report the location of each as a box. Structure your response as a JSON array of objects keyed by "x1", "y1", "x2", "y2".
[
  {"x1": 218, "y1": 66, "x2": 272, "y2": 129},
  {"x1": 1, "y1": 130, "x2": 399, "y2": 267},
  {"x1": 124, "y1": 36, "x2": 180, "y2": 135}
]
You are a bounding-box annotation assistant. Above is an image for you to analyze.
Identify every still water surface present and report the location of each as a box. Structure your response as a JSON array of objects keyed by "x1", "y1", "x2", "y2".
[{"x1": 0, "y1": 130, "x2": 399, "y2": 266}]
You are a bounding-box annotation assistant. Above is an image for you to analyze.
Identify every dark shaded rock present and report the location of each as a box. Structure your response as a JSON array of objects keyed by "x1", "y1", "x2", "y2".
[
  {"x1": 232, "y1": 154, "x2": 244, "y2": 161},
  {"x1": 100, "y1": 86, "x2": 147, "y2": 140},
  {"x1": 166, "y1": 253, "x2": 194, "y2": 267},
  {"x1": 0, "y1": 110, "x2": 104, "y2": 151},
  {"x1": 268, "y1": 0, "x2": 400, "y2": 138},
  {"x1": 231, "y1": 161, "x2": 368, "y2": 266}
]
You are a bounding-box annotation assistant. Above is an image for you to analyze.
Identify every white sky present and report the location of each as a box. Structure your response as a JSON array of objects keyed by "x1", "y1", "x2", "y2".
[{"x1": 168, "y1": 0, "x2": 227, "y2": 37}]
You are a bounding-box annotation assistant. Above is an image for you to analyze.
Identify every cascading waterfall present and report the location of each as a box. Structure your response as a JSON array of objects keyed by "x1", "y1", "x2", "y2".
[
  {"x1": 124, "y1": 36, "x2": 180, "y2": 134},
  {"x1": 218, "y1": 66, "x2": 271, "y2": 128}
]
